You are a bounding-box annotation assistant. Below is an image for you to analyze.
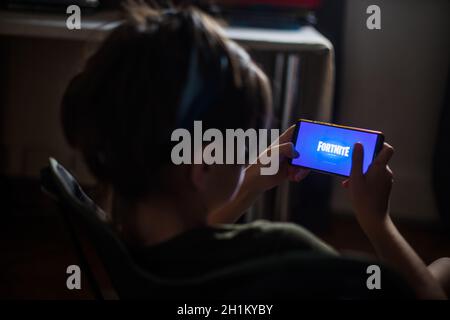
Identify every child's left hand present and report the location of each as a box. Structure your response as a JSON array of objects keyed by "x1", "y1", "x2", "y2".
[{"x1": 243, "y1": 125, "x2": 309, "y2": 195}]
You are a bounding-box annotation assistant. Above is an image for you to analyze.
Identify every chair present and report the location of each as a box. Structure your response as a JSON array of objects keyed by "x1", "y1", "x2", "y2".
[{"x1": 40, "y1": 157, "x2": 414, "y2": 299}]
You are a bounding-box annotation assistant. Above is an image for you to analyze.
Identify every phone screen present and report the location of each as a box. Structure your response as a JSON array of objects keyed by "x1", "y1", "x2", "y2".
[{"x1": 291, "y1": 120, "x2": 384, "y2": 177}]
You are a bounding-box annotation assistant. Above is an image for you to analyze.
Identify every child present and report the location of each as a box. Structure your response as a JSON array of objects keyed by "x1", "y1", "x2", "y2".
[{"x1": 61, "y1": 2, "x2": 448, "y2": 299}]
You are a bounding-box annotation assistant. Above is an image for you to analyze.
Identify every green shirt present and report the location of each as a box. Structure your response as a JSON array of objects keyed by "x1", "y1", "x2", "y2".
[{"x1": 130, "y1": 220, "x2": 338, "y2": 278}]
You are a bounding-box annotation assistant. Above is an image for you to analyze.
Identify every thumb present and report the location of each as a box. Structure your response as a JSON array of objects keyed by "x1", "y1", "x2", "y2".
[
  {"x1": 277, "y1": 142, "x2": 299, "y2": 159},
  {"x1": 350, "y1": 142, "x2": 364, "y2": 179}
]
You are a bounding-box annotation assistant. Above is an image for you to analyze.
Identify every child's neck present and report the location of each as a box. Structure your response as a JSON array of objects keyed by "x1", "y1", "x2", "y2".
[{"x1": 120, "y1": 193, "x2": 208, "y2": 246}]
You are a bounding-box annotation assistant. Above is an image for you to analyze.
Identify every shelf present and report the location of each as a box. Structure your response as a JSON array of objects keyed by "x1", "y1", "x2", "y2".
[{"x1": 0, "y1": 9, "x2": 332, "y2": 52}]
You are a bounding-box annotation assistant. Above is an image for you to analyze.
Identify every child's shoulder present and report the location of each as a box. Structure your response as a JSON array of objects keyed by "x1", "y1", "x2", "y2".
[{"x1": 220, "y1": 220, "x2": 338, "y2": 256}]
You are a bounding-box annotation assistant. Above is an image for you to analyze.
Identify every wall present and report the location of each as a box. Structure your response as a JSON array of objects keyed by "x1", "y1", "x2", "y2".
[
  {"x1": 331, "y1": 0, "x2": 450, "y2": 222},
  {"x1": 0, "y1": 36, "x2": 97, "y2": 183}
]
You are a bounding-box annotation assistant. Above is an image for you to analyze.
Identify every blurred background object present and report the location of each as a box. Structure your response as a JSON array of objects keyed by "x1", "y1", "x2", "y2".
[{"x1": 3, "y1": 0, "x2": 101, "y2": 11}]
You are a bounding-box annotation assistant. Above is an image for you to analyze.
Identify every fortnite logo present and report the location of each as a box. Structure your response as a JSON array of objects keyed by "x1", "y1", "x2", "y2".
[{"x1": 317, "y1": 141, "x2": 350, "y2": 157}]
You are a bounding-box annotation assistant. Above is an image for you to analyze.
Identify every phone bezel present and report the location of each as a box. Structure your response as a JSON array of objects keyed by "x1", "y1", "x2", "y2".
[{"x1": 290, "y1": 119, "x2": 385, "y2": 178}]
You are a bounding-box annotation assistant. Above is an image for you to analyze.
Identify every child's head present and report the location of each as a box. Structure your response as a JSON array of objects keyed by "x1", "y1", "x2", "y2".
[{"x1": 62, "y1": 3, "x2": 271, "y2": 214}]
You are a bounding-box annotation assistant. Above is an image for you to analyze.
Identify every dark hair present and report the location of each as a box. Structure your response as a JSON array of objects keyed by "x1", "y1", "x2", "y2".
[{"x1": 61, "y1": 3, "x2": 271, "y2": 200}]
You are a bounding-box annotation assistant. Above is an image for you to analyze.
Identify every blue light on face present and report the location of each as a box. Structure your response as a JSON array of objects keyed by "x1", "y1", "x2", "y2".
[{"x1": 291, "y1": 121, "x2": 379, "y2": 176}]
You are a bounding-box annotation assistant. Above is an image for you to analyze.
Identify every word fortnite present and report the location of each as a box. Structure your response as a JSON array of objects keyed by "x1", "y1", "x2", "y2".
[
  {"x1": 171, "y1": 121, "x2": 280, "y2": 175},
  {"x1": 317, "y1": 141, "x2": 350, "y2": 157}
]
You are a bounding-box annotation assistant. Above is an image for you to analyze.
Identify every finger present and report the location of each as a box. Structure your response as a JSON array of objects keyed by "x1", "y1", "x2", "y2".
[
  {"x1": 386, "y1": 165, "x2": 393, "y2": 176},
  {"x1": 288, "y1": 165, "x2": 301, "y2": 178},
  {"x1": 386, "y1": 165, "x2": 395, "y2": 184},
  {"x1": 272, "y1": 125, "x2": 296, "y2": 146},
  {"x1": 288, "y1": 168, "x2": 300, "y2": 182},
  {"x1": 374, "y1": 142, "x2": 394, "y2": 166},
  {"x1": 277, "y1": 142, "x2": 299, "y2": 159},
  {"x1": 294, "y1": 169, "x2": 309, "y2": 182},
  {"x1": 350, "y1": 142, "x2": 364, "y2": 178},
  {"x1": 342, "y1": 179, "x2": 349, "y2": 188},
  {"x1": 288, "y1": 167, "x2": 309, "y2": 182}
]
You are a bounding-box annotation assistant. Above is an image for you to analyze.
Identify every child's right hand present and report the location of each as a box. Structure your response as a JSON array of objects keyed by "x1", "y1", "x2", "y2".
[
  {"x1": 344, "y1": 142, "x2": 448, "y2": 300},
  {"x1": 342, "y1": 142, "x2": 395, "y2": 233}
]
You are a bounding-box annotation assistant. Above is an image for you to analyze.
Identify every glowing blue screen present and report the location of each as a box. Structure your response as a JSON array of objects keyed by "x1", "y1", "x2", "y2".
[{"x1": 291, "y1": 121, "x2": 379, "y2": 176}]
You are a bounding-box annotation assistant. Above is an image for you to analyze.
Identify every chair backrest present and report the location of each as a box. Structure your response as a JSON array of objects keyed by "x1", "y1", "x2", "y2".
[{"x1": 40, "y1": 158, "x2": 415, "y2": 299}]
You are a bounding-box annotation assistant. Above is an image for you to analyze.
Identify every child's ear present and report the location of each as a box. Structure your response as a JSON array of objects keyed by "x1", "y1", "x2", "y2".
[{"x1": 190, "y1": 164, "x2": 210, "y2": 192}]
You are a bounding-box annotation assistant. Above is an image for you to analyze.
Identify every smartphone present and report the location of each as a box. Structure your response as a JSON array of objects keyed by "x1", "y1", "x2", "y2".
[{"x1": 290, "y1": 119, "x2": 385, "y2": 177}]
